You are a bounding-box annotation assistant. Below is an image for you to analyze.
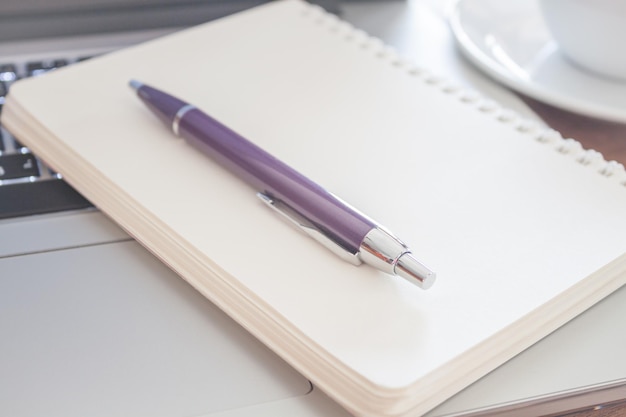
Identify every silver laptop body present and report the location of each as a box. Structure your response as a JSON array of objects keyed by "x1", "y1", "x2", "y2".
[{"x1": 1, "y1": 1, "x2": 624, "y2": 416}]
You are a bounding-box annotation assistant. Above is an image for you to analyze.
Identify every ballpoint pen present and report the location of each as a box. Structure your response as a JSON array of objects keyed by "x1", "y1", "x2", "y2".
[{"x1": 130, "y1": 80, "x2": 436, "y2": 289}]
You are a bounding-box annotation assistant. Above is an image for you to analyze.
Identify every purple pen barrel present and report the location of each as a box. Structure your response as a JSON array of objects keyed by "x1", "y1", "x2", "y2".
[
  {"x1": 134, "y1": 81, "x2": 375, "y2": 253},
  {"x1": 132, "y1": 81, "x2": 435, "y2": 289},
  {"x1": 179, "y1": 109, "x2": 377, "y2": 254}
]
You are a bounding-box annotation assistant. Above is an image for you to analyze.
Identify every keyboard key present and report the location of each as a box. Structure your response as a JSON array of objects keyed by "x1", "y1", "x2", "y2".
[
  {"x1": 0, "y1": 153, "x2": 40, "y2": 180},
  {"x1": 12, "y1": 138, "x2": 26, "y2": 150},
  {"x1": 26, "y1": 59, "x2": 68, "y2": 77},
  {"x1": 0, "y1": 179, "x2": 92, "y2": 219},
  {"x1": 0, "y1": 63, "x2": 17, "y2": 82},
  {"x1": 0, "y1": 56, "x2": 93, "y2": 219}
]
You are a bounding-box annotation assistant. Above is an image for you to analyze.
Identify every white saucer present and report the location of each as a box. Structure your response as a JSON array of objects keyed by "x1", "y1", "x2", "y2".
[{"x1": 449, "y1": 0, "x2": 626, "y2": 123}]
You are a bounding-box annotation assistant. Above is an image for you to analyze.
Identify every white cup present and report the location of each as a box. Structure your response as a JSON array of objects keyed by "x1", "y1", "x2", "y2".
[{"x1": 539, "y1": 0, "x2": 626, "y2": 82}]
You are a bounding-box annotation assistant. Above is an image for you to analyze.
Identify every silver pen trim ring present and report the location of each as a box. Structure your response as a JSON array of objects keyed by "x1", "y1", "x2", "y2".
[{"x1": 172, "y1": 104, "x2": 196, "y2": 136}]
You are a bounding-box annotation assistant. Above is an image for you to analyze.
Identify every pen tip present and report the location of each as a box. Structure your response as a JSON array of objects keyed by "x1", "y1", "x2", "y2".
[
  {"x1": 395, "y1": 253, "x2": 436, "y2": 290},
  {"x1": 129, "y1": 79, "x2": 143, "y2": 91}
]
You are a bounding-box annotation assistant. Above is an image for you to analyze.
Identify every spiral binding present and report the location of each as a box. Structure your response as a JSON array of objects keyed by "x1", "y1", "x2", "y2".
[{"x1": 298, "y1": 2, "x2": 626, "y2": 187}]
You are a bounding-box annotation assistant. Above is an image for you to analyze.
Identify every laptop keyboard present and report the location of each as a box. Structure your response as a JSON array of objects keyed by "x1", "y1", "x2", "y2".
[{"x1": 0, "y1": 59, "x2": 93, "y2": 219}]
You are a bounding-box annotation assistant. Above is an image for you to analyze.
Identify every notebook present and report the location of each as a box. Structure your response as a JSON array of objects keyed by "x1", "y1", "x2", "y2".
[{"x1": 2, "y1": 1, "x2": 626, "y2": 416}]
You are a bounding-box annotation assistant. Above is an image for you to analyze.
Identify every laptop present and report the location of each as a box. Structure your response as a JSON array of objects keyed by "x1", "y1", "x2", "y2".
[{"x1": 1, "y1": 1, "x2": 624, "y2": 416}]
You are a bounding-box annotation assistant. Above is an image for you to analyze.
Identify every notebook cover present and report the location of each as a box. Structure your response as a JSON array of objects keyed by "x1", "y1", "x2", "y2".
[{"x1": 3, "y1": 1, "x2": 626, "y2": 415}]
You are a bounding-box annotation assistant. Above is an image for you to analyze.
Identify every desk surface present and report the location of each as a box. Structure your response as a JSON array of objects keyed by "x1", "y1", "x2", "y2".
[
  {"x1": 342, "y1": 0, "x2": 626, "y2": 165},
  {"x1": 341, "y1": 2, "x2": 626, "y2": 417},
  {"x1": 568, "y1": 400, "x2": 626, "y2": 417},
  {"x1": 523, "y1": 96, "x2": 626, "y2": 165}
]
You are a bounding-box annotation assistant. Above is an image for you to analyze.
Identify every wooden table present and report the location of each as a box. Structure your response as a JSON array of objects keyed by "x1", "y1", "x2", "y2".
[
  {"x1": 554, "y1": 399, "x2": 626, "y2": 417},
  {"x1": 523, "y1": 97, "x2": 626, "y2": 165}
]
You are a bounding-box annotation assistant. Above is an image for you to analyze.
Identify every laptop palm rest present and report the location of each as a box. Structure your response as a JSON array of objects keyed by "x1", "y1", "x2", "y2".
[{"x1": 0, "y1": 232, "x2": 311, "y2": 417}]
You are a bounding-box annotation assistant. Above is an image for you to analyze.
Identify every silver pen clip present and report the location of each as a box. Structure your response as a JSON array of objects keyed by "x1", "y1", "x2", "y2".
[{"x1": 257, "y1": 192, "x2": 362, "y2": 265}]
